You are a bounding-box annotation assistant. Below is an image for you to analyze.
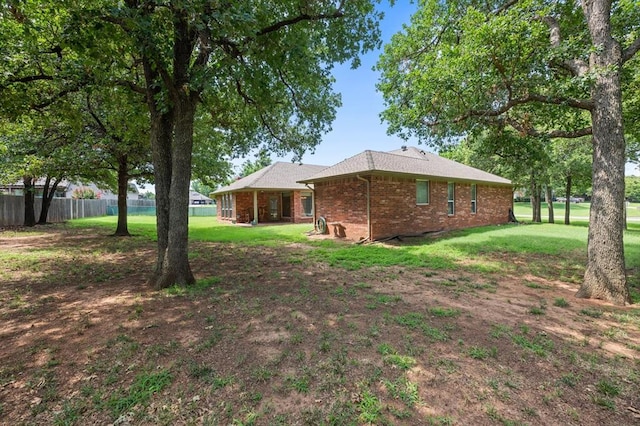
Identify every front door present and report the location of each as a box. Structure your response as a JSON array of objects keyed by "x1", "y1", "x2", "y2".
[{"x1": 269, "y1": 196, "x2": 279, "y2": 220}]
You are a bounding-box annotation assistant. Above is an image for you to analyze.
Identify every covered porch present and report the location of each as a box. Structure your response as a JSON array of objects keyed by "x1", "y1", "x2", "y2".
[{"x1": 219, "y1": 189, "x2": 314, "y2": 225}]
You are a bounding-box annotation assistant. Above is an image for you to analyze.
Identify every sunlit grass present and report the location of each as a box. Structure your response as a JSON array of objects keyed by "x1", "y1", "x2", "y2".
[
  {"x1": 514, "y1": 201, "x2": 640, "y2": 220},
  {"x1": 64, "y1": 218, "x2": 639, "y2": 302},
  {"x1": 70, "y1": 216, "x2": 313, "y2": 245},
  {"x1": 68, "y1": 216, "x2": 640, "y2": 277}
]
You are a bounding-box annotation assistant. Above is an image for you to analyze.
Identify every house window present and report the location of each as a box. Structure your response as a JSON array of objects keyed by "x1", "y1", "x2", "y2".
[
  {"x1": 222, "y1": 193, "x2": 232, "y2": 218},
  {"x1": 301, "y1": 191, "x2": 313, "y2": 217},
  {"x1": 221, "y1": 194, "x2": 226, "y2": 217},
  {"x1": 471, "y1": 184, "x2": 477, "y2": 214},
  {"x1": 416, "y1": 180, "x2": 429, "y2": 204},
  {"x1": 282, "y1": 192, "x2": 291, "y2": 218},
  {"x1": 447, "y1": 182, "x2": 455, "y2": 215}
]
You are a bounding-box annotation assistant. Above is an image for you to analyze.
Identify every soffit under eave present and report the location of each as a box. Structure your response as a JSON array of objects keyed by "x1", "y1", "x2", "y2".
[
  {"x1": 214, "y1": 186, "x2": 315, "y2": 194},
  {"x1": 301, "y1": 171, "x2": 512, "y2": 187}
]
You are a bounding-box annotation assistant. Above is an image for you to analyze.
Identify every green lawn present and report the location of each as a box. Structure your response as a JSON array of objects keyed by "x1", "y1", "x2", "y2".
[
  {"x1": 4, "y1": 215, "x2": 640, "y2": 425},
  {"x1": 514, "y1": 201, "x2": 640, "y2": 220},
  {"x1": 74, "y1": 216, "x2": 640, "y2": 301}
]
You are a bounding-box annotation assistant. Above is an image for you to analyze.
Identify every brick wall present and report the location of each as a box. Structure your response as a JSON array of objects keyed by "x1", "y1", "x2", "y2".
[
  {"x1": 217, "y1": 190, "x2": 314, "y2": 224},
  {"x1": 315, "y1": 174, "x2": 513, "y2": 241},
  {"x1": 292, "y1": 190, "x2": 314, "y2": 224},
  {"x1": 314, "y1": 178, "x2": 370, "y2": 240},
  {"x1": 369, "y1": 176, "x2": 512, "y2": 239}
]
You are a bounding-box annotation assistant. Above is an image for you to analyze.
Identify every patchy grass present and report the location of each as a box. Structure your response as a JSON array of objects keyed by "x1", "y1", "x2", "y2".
[{"x1": 1, "y1": 217, "x2": 639, "y2": 425}]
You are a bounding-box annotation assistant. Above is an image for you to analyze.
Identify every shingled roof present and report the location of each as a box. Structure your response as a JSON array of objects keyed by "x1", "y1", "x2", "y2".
[
  {"x1": 298, "y1": 147, "x2": 511, "y2": 185},
  {"x1": 212, "y1": 162, "x2": 328, "y2": 194}
]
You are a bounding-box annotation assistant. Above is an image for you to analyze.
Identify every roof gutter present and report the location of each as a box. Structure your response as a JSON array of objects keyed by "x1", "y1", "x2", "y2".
[{"x1": 356, "y1": 175, "x2": 371, "y2": 241}]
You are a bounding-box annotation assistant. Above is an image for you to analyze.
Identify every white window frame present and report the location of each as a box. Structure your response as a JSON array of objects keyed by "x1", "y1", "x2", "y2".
[
  {"x1": 471, "y1": 184, "x2": 477, "y2": 214},
  {"x1": 300, "y1": 191, "x2": 313, "y2": 217},
  {"x1": 416, "y1": 180, "x2": 429, "y2": 205},
  {"x1": 447, "y1": 182, "x2": 455, "y2": 215}
]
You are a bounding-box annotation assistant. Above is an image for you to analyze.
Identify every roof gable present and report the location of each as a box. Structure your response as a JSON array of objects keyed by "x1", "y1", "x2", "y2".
[
  {"x1": 213, "y1": 162, "x2": 328, "y2": 194},
  {"x1": 298, "y1": 147, "x2": 511, "y2": 185}
]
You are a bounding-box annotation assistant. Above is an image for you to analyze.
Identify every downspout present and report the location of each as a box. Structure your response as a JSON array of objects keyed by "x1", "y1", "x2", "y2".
[
  {"x1": 356, "y1": 175, "x2": 371, "y2": 241},
  {"x1": 305, "y1": 184, "x2": 316, "y2": 231}
]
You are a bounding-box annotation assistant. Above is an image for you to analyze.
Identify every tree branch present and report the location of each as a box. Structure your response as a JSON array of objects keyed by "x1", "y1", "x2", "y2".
[
  {"x1": 234, "y1": 78, "x2": 255, "y2": 105},
  {"x1": 540, "y1": 16, "x2": 589, "y2": 76},
  {"x1": 114, "y1": 79, "x2": 146, "y2": 95},
  {"x1": 258, "y1": 110, "x2": 286, "y2": 145},
  {"x1": 256, "y1": 1, "x2": 345, "y2": 37},
  {"x1": 622, "y1": 36, "x2": 640, "y2": 64},
  {"x1": 31, "y1": 87, "x2": 81, "y2": 110},
  {"x1": 492, "y1": 0, "x2": 519, "y2": 16},
  {"x1": 7, "y1": 74, "x2": 54, "y2": 84},
  {"x1": 85, "y1": 95, "x2": 109, "y2": 137},
  {"x1": 277, "y1": 69, "x2": 302, "y2": 111},
  {"x1": 451, "y1": 92, "x2": 592, "y2": 124},
  {"x1": 505, "y1": 117, "x2": 592, "y2": 139}
]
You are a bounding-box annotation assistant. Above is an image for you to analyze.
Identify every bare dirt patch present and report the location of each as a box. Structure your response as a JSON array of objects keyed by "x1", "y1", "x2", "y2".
[{"x1": 1, "y1": 225, "x2": 639, "y2": 425}]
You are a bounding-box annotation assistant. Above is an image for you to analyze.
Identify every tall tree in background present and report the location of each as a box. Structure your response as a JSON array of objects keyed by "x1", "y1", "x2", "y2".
[
  {"x1": 81, "y1": 89, "x2": 152, "y2": 236},
  {"x1": 93, "y1": 1, "x2": 381, "y2": 289},
  {"x1": 0, "y1": 113, "x2": 89, "y2": 226},
  {"x1": 0, "y1": 0, "x2": 149, "y2": 230},
  {"x1": 549, "y1": 138, "x2": 593, "y2": 225},
  {"x1": 441, "y1": 129, "x2": 550, "y2": 222},
  {"x1": 239, "y1": 150, "x2": 273, "y2": 178},
  {"x1": 377, "y1": 0, "x2": 640, "y2": 305}
]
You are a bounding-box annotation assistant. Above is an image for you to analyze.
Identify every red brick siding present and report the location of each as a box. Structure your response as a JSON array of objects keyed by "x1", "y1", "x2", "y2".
[
  {"x1": 215, "y1": 193, "x2": 237, "y2": 221},
  {"x1": 314, "y1": 178, "x2": 370, "y2": 240},
  {"x1": 217, "y1": 190, "x2": 313, "y2": 224},
  {"x1": 315, "y1": 175, "x2": 513, "y2": 241},
  {"x1": 292, "y1": 190, "x2": 314, "y2": 223},
  {"x1": 369, "y1": 177, "x2": 512, "y2": 239}
]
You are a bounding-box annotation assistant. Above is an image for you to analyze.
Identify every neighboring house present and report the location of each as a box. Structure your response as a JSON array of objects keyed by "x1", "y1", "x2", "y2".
[
  {"x1": 66, "y1": 182, "x2": 140, "y2": 200},
  {"x1": 212, "y1": 162, "x2": 327, "y2": 224},
  {"x1": 0, "y1": 179, "x2": 140, "y2": 200},
  {"x1": 298, "y1": 147, "x2": 513, "y2": 241},
  {"x1": 190, "y1": 191, "x2": 213, "y2": 205},
  {"x1": 0, "y1": 179, "x2": 69, "y2": 197}
]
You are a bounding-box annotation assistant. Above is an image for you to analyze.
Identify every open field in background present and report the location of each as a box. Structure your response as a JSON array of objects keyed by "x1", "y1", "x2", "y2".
[
  {"x1": 1, "y1": 217, "x2": 639, "y2": 425},
  {"x1": 513, "y1": 201, "x2": 640, "y2": 222}
]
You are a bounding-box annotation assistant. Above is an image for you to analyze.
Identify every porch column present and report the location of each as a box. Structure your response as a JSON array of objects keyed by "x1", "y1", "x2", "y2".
[{"x1": 253, "y1": 190, "x2": 258, "y2": 224}]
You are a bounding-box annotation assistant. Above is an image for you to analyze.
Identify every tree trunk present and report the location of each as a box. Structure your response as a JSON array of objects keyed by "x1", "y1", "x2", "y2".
[
  {"x1": 576, "y1": 0, "x2": 630, "y2": 305},
  {"x1": 141, "y1": 51, "x2": 174, "y2": 286},
  {"x1": 152, "y1": 94, "x2": 197, "y2": 289},
  {"x1": 114, "y1": 155, "x2": 131, "y2": 236},
  {"x1": 530, "y1": 179, "x2": 542, "y2": 223},
  {"x1": 545, "y1": 185, "x2": 554, "y2": 224},
  {"x1": 23, "y1": 176, "x2": 36, "y2": 227},
  {"x1": 530, "y1": 179, "x2": 536, "y2": 222},
  {"x1": 564, "y1": 175, "x2": 572, "y2": 225},
  {"x1": 38, "y1": 176, "x2": 59, "y2": 224},
  {"x1": 147, "y1": 11, "x2": 198, "y2": 289}
]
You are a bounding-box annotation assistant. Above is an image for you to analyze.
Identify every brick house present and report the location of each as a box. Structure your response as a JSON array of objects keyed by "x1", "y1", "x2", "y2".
[
  {"x1": 298, "y1": 147, "x2": 513, "y2": 241},
  {"x1": 213, "y1": 162, "x2": 327, "y2": 224}
]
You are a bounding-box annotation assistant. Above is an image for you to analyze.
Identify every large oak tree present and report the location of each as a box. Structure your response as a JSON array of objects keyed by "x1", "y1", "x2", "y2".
[
  {"x1": 4, "y1": 1, "x2": 381, "y2": 288},
  {"x1": 92, "y1": 0, "x2": 382, "y2": 289},
  {"x1": 377, "y1": 0, "x2": 640, "y2": 305}
]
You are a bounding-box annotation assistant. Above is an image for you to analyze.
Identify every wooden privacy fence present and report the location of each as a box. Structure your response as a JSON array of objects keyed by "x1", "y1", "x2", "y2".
[{"x1": 0, "y1": 195, "x2": 156, "y2": 227}]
